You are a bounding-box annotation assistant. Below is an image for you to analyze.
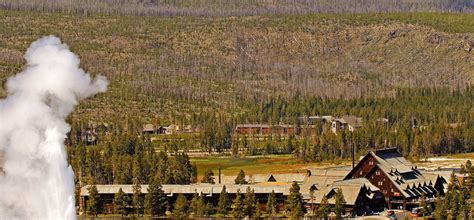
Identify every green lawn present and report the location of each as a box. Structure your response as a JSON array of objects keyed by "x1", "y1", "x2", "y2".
[{"x1": 191, "y1": 154, "x2": 351, "y2": 176}]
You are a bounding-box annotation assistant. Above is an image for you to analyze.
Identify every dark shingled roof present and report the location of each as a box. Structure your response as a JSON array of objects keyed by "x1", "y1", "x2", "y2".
[
  {"x1": 341, "y1": 115, "x2": 363, "y2": 128},
  {"x1": 309, "y1": 178, "x2": 381, "y2": 205},
  {"x1": 368, "y1": 148, "x2": 444, "y2": 198}
]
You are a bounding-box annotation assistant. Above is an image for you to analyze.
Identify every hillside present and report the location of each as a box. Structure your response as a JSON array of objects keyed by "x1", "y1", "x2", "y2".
[
  {"x1": 0, "y1": 11, "x2": 472, "y2": 124},
  {"x1": 1, "y1": 0, "x2": 473, "y2": 16}
]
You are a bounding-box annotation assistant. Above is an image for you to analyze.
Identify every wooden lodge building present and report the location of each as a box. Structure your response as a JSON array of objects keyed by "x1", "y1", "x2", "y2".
[
  {"x1": 80, "y1": 184, "x2": 291, "y2": 214},
  {"x1": 79, "y1": 148, "x2": 447, "y2": 216},
  {"x1": 343, "y1": 148, "x2": 446, "y2": 210}
]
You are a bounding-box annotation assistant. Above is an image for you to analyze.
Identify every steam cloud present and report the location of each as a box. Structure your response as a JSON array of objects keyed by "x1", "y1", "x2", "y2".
[{"x1": 0, "y1": 36, "x2": 108, "y2": 219}]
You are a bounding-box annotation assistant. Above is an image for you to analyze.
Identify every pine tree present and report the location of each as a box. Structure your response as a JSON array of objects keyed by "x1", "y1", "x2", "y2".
[
  {"x1": 145, "y1": 176, "x2": 168, "y2": 216},
  {"x1": 448, "y1": 171, "x2": 459, "y2": 191},
  {"x1": 114, "y1": 187, "x2": 130, "y2": 216},
  {"x1": 335, "y1": 188, "x2": 346, "y2": 220},
  {"x1": 132, "y1": 177, "x2": 143, "y2": 216},
  {"x1": 287, "y1": 181, "x2": 303, "y2": 218},
  {"x1": 173, "y1": 194, "x2": 189, "y2": 218},
  {"x1": 191, "y1": 192, "x2": 210, "y2": 217},
  {"x1": 244, "y1": 187, "x2": 257, "y2": 217},
  {"x1": 232, "y1": 189, "x2": 245, "y2": 218},
  {"x1": 217, "y1": 185, "x2": 230, "y2": 216},
  {"x1": 190, "y1": 192, "x2": 199, "y2": 217},
  {"x1": 449, "y1": 190, "x2": 460, "y2": 218},
  {"x1": 460, "y1": 187, "x2": 470, "y2": 220},
  {"x1": 317, "y1": 196, "x2": 330, "y2": 219},
  {"x1": 202, "y1": 169, "x2": 215, "y2": 184},
  {"x1": 447, "y1": 172, "x2": 460, "y2": 219},
  {"x1": 266, "y1": 190, "x2": 278, "y2": 216},
  {"x1": 235, "y1": 169, "x2": 248, "y2": 184},
  {"x1": 86, "y1": 185, "x2": 101, "y2": 217},
  {"x1": 191, "y1": 163, "x2": 198, "y2": 183},
  {"x1": 464, "y1": 160, "x2": 474, "y2": 196},
  {"x1": 434, "y1": 193, "x2": 447, "y2": 220},
  {"x1": 419, "y1": 193, "x2": 427, "y2": 216},
  {"x1": 254, "y1": 201, "x2": 261, "y2": 218}
]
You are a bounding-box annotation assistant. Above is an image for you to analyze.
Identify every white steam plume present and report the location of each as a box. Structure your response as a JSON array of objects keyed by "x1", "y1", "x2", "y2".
[{"x1": 0, "y1": 36, "x2": 108, "y2": 220}]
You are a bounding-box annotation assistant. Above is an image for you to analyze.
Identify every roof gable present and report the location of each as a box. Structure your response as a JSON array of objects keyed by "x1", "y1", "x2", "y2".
[{"x1": 345, "y1": 148, "x2": 444, "y2": 199}]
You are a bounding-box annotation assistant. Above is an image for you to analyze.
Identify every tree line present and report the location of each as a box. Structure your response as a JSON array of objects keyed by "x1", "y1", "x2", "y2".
[
  {"x1": 72, "y1": 134, "x2": 197, "y2": 186},
  {"x1": 69, "y1": 87, "x2": 473, "y2": 176},
  {"x1": 86, "y1": 180, "x2": 348, "y2": 218}
]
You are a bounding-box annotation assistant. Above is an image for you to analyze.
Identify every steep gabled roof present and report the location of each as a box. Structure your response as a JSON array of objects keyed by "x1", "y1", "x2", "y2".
[
  {"x1": 302, "y1": 167, "x2": 350, "y2": 194},
  {"x1": 372, "y1": 148, "x2": 414, "y2": 173},
  {"x1": 310, "y1": 178, "x2": 382, "y2": 205},
  {"x1": 345, "y1": 148, "x2": 445, "y2": 199}
]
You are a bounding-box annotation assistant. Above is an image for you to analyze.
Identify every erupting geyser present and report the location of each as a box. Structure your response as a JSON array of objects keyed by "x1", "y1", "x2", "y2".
[{"x1": 0, "y1": 36, "x2": 108, "y2": 219}]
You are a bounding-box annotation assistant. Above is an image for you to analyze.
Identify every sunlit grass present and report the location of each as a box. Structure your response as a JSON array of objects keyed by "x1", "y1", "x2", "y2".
[{"x1": 191, "y1": 154, "x2": 351, "y2": 176}]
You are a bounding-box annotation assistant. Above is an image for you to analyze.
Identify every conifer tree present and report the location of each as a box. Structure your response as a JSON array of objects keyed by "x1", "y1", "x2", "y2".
[
  {"x1": 86, "y1": 185, "x2": 101, "y2": 217},
  {"x1": 232, "y1": 189, "x2": 245, "y2": 218},
  {"x1": 202, "y1": 169, "x2": 215, "y2": 184},
  {"x1": 254, "y1": 201, "x2": 261, "y2": 218},
  {"x1": 145, "y1": 175, "x2": 168, "y2": 216},
  {"x1": 464, "y1": 160, "x2": 474, "y2": 196},
  {"x1": 191, "y1": 163, "x2": 198, "y2": 183},
  {"x1": 266, "y1": 190, "x2": 278, "y2": 216},
  {"x1": 192, "y1": 193, "x2": 210, "y2": 217},
  {"x1": 419, "y1": 193, "x2": 427, "y2": 217},
  {"x1": 434, "y1": 193, "x2": 447, "y2": 220},
  {"x1": 317, "y1": 196, "x2": 330, "y2": 219},
  {"x1": 190, "y1": 192, "x2": 200, "y2": 216},
  {"x1": 217, "y1": 185, "x2": 230, "y2": 216},
  {"x1": 173, "y1": 194, "x2": 189, "y2": 218},
  {"x1": 244, "y1": 187, "x2": 257, "y2": 217},
  {"x1": 460, "y1": 187, "x2": 470, "y2": 220},
  {"x1": 449, "y1": 190, "x2": 460, "y2": 219},
  {"x1": 132, "y1": 177, "x2": 143, "y2": 216},
  {"x1": 114, "y1": 187, "x2": 130, "y2": 216},
  {"x1": 287, "y1": 181, "x2": 304, "y2": 218},
  {"x1": 235, "y1": 169, "x2": 248, "y2": 184},
  {"x1": 335, "y1": 188, "x2": 346, "y2": 219}
]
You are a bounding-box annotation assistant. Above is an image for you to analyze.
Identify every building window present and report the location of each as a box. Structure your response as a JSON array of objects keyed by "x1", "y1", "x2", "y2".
[
  {"x1": 376, "y1": 171, "x2": 381, "y2": 175},
  {"x1": 378, "y1": 181, "x2": 383, "y2": 186},
  {"x1": 360, "y1": 171, "x2": 363, "y2": 175},
  {"x1": 369, "y1": 160, "x2": 374, "y2": 165},
  {"x1": 391, "y1": 188, "x2": 394, "y2": 192}
]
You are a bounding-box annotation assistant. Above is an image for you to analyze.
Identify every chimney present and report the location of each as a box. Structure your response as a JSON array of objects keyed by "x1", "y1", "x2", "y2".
[{"x1": 218, "y1": 167, "x2": 222, "y2": 184}]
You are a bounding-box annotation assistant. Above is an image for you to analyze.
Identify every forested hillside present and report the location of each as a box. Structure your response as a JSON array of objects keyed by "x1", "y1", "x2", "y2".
[
  {"x1": 1, "y1": 0, "x2": 473, "y2": 16},
  {"x1": 0, "y1": 11, "x2": 472, "y2": 123},
  {"x1": 0, "y1": 10, "x2": 472, "y2": 164}
]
